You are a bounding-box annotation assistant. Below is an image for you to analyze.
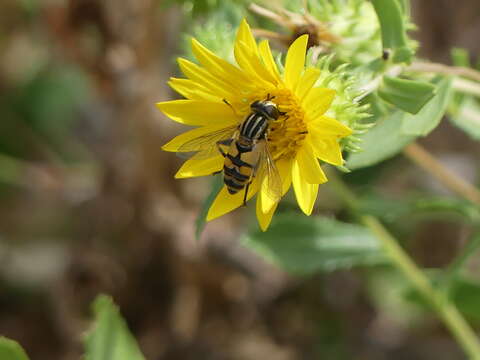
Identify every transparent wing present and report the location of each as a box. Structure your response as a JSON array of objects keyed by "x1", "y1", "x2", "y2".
[
  {"x1": 256, "y1": 141, "x2": 282, "y2": 204},
  {"x1": 176, "y1": 125, "x2": 238, "y2": 160}
]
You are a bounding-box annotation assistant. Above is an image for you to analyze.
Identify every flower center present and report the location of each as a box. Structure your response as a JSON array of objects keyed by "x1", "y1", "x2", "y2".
[{"x1": 258, "y1": 88, "x2": 308, "y2": 160}]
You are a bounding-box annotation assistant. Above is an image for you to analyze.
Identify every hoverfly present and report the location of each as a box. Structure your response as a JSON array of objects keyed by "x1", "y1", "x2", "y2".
[{"x1": 177, "y1": 95, "x2": 285, "y2": 205}]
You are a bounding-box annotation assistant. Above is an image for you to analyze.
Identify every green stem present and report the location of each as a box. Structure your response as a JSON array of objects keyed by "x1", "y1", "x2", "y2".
[
  {"x1": 443, "y1": 232, "x2": 480, "y2": 293},
  {"x1": 328, "y1": 172, "x2": 480, "y2": 359},
  {"x1": 453, "y1": 78, "x2": 480, "y2": 98}
]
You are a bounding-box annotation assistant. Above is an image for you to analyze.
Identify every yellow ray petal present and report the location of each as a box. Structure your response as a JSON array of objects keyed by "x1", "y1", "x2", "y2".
[
  {"x1": 278, "y1": 157, "x2": 294, "y2": 195},
  {"x1": 175, "y1": 155, "x2": 224, "y2": 178},
  {"x1": 177, "y1": 58, "x2": 237, "y2": 99},
  {"x1": 258, "y1": 40, "x2": 280, "y2": 82},
  {"x1": 303, "y1": 88, "x2": 336, "y2": 118},
  {"x1": 309, "y1": 115, "x2": 353, "y2": 138},
  {"x1": 256, "y1": 193, "x2": 278, "y2": 231},
  {"x1": 310, "y1": 137, "x2": 344, "y2": 166},
  {"x1": 284, "y1": 34, "x2": 308, "y2": 91},
  {"x1": 260, "y1": 157, "x2": 293, "y2": 214},
  {"x1": 296, "y1": 140, "x2": 328, "y2": 184},
  {"x1": 168, "y1": 78, "x2": 220, "y2": 102},
  {"x1": 206, "y1": 179, "x2": 260, "y2": 221},
  {"x1": 292, "y1": 157, "x2": 319, "y2": 215},
  {"x1": 191, "y1": 38, "x2": 252, "y2": 90},
  {"x1": 295, "y1": 67, "x2": 321, "y2": 100},
  {"x1": 234, "y1": 41, "x2": 276, "y2": 86},
  {"x1": 156, "y1": 100, "x2": 238, "y2": 126},
  {"x1": 162, "y1": 124, "x2": 230, "y2": 152},
  {"x1": 234, "y1": 20, "x2": 275, "y2": 84},
  {"x1": 236, "y1": 19, "x2": 258, "y2": 55}
]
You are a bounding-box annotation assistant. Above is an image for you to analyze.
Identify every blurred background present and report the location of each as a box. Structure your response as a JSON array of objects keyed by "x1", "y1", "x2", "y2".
[{"x1": 1, "y1": 0, "x2": 480, "y2": 359}]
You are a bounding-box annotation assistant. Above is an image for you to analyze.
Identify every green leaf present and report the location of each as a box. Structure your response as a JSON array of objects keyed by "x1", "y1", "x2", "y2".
[
  {"x1": 347, "y1": 111, "x2": 415, "y2": 169},
  {"x1": 0, "y1": 154, "x2": 23, "y2": 186},
  {"x1": 85, "y1": 295, "x2": 145, "y2": 360},
  {"x1": 443, "y1": 233, "x2": 480, "y2": 292},
  {"x1": 449, "y1": 97, "x2": 480, "y2": 140},
  {"x1": 358, "y1": 192, "x2": 412, "y2": 222},
  {"x1": 401, "y1": 77, "x2": 453, "y2": 135},
  {"x1": 397, "y1": 0, "x2": 411, "y2": 16},
  {"x1": 195, "y1": 175, "x2": 223, "y2": 240},
  {"x1": 414, "y1": 197, "x2": 480, "y2": 223},
  {"x1": 242, "y1": 214, "x2": 388, "y2": 275},
  {"x1": 371, "y1": 0, "x2": 414, "y2": 63},
  {"x1": 378, "y1": 76, "x2": 436, "y2": 114},
  {"x1": 451, "y1": 48, "x2": 471, "y2": 67},
  {"x1": 367, "y1": 92, "x2": 390, "y2": 118},
  {"x1": 450, "y1": 277, "x2": 480, "y2": 321},
  {"x1": 391, "y1": 46, "x2": 415, "y2": 64},
  {"x1": 0, "y1": 338, "x2": 30, "y2": 360}
]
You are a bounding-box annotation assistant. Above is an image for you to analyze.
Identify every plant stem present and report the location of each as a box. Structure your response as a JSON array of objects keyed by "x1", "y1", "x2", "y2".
[
  {"x1": 408, "y1": 62, "x2": 480, "y2": 83},
  {"x1": 251, "y1": 28, "x2": 290, "y2": 43},
  {"x1": 452, "y1": 78, "x2": 480, "y2": 98},
  {"x1": 328, "y1": 172, "x2": 480, "y2": 359},
  {"x1": 355, "y1": 65, "x2": 403, "y2": 102},
  {"x1": 407, "y1": 62, "x2": 480, "y2": 97},
  {"x1": 249, "y1": 3, "x2": 287, "y2": 27},
  {"x1": 364, "y1": 215, "x2": 480, "y2": 360},
  {"x1": 403, "y1": 143, "x2": 480, "y2": 206},
  {"x1": 443, "y1": 232, "x2": 480, "y2": 292}
]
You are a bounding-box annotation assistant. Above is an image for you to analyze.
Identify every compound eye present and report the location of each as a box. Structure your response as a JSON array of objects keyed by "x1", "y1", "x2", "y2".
[{"x1": 267, "y1": 105, "x2": 280, "y2": 119}]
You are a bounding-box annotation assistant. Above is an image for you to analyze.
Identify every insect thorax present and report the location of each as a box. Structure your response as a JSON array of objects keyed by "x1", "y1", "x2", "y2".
[{"x1": 240, "y1": 112, "x2": 269, "y2": 141}]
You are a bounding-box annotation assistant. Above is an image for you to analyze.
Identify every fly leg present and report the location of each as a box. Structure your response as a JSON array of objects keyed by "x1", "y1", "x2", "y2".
[
  {"x1": 243, "y1": 160, "x2": 260, "y2": 206},
  {"x1": 223, "y1": 99, "x2": 241, "y2": 117},
  {"x1": 243, "y1": 182, "x2": 251, "y2": 206}
]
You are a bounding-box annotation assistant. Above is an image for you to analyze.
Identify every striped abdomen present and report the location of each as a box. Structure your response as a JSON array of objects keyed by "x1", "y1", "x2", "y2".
[{"x1": 223, "y1": 113, "x2": 267, "y2": 194}]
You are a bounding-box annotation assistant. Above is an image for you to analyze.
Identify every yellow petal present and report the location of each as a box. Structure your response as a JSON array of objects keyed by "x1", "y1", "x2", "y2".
[
  {"x1": 191, "y1": 38, "x2": 251, "y2": 90},
  {"x1": 309, "y1": 115, "x2": 353, "y2": 138},
  {"x1": 292, "y1": 157, "x2": 319, "y2": 215},
  {"x1": 234, "y1": 41, "x2": 275, "y2": 86},
  {"x1": 175, "y1": 155, "x2": 224, "y2": 178},
  {"x1": 258, "y1": 40, "x2": 280, "y2": 82},
  {"x1": 296, "y1": 140, "x2": 328, "y2": 184},
  {"x1": 234, "y1": 19, "x2": 276, "y2": 85},
  {"x1": 168, "y1": 78, "x2": 220, "y2": 102},
  {"x1": 303, "y1": 88, "x2": 336, "y2": 118},
  {"x1": 256, "y1": 193, "x2": 278, "y2": 231},
  {"x1": 284, "y1": 34, "x2": 308, "y2": 91},
  {"x1": 311, "y1": 137, "x2": 344, "y2": 166},
  {"x1": 278, "y1": 157, "x2": 293, "y2": 195},
  {"x1": 295, "y1": 67, "x2": 321, "y2": 100},
  {"x1": 162, "y1": 124, "x2": 229, "y2": 152},
  {"x1": 236, "y1": 19, "x2": 258, "y2": 55},
  {"x1": 260, "y1": 157, "x2": 293, "y2": 214},
  {"x1": 206, "y1": 179, "x2": 260, "y2": 221},
  {"x1": 177, "y1": 58, "x2": 237, "y2": 99},
  {"x1": 156, "y1": 100, "x2": 238, "y2": 126}
]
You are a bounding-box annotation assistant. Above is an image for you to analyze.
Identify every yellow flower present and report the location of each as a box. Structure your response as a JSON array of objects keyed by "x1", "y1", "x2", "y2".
[{"x1": 158, "y1": 19, "x2": 352, "y2": 231}]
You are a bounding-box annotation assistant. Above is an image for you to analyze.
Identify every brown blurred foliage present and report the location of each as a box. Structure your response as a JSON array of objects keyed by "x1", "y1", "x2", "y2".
[{"x1": 0, "y1": 1, "x2": 479, "y2": 359}]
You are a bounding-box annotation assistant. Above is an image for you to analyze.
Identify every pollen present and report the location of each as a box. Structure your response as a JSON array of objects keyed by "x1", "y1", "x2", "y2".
[{"x1": 264, "y1": 88, "x2": 308, "y2": 160}]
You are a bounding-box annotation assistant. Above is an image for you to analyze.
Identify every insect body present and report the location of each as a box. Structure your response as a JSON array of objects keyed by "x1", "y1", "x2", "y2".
[
  {"x1": 177, "y1": 98, "x2": 283, "y2": 205},
  {"x1": 221, "y1": 100, "x2": 280, "y2": 196}
]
